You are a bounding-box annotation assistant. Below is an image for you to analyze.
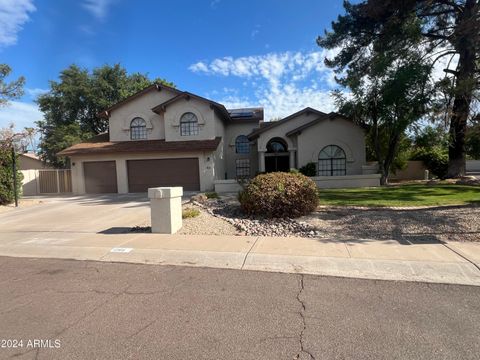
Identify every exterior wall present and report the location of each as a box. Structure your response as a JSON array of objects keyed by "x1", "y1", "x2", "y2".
[
  {"x1": 21, "y1": 169, "x2": 38, "y2": 195},
  {"x1": 164, "y1": 98, "x2": 217, "y2": 142},
  {"x1": 390, "y1": 161, "x2": 427, "y2": 180},
  {"x1": 312, "y1": 174, "x2": 381, "y2": 188},
  {"x1": 214, "y1": 179, "x2": 243, "y2": 193},
  {"x1": 297, "y1": 117, "x2": 366, "y2": 175},
  {"x1": 467, "y1": 160, "x2": 480, "y2": 172},
  {"x1": 212, "y1": 112, "x2": 226, "y2": 180},
  {"x1": 225, "y1": 122, "x2": 259, "y2": 179},
  {"x1": 256, "y1": 112, "x2": 317, "y2": 151},
  {"x1": 108, "y1": 88, "x2": 177, "y2": 142},
  {"x1": 70, "y1": 151, "x2": 216, "y2": 194},
  {"x1": 18, "y1": 155, "x2": 45, "y2": 170}
]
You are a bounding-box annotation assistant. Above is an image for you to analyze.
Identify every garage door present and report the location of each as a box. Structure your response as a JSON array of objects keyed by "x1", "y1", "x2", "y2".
[
  {"x1": 127, "y1": 158, "x2": 200, "y2": 192},
  {"x1": 83, "y1": 161, "x2": 118, "y2": 194}
]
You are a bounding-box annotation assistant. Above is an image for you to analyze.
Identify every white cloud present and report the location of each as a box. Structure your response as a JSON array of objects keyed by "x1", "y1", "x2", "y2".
[
  {"x1": 0, "y1": 0, "x2": 36, "y2": 48},
  {"x1": 210, "y1": 0, "x2": 221, "y2": 9},
  {"x1": 189, "y1": 49, "x2": 340, "y2": 120},
  {"x1": 82, "y1": 0, "x2": 114, "y2": 20},
  {"x1": 25, "y1": 87, "x2": 48, "y2": 99},
  {"x1": 0, "y1": 101, "x2": 43, "y2": 131}
]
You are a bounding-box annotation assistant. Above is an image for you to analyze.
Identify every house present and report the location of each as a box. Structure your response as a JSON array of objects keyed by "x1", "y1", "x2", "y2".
[
  {"x1": 58, "y1": 83, "x2": 380, "y2": 194},
  {"x1": 18, "y1": 152, "x2": 46, "y2": 170}
]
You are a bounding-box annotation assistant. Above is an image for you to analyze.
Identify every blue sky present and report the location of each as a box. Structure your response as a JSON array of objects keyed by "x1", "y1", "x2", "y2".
[{"x1": 0, "y1": 0, "x2": 347, "y2": 130}]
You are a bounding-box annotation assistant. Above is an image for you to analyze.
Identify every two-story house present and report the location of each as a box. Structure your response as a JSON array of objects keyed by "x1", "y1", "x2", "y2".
[{"x1": 59, "y1": 83, "x2": 377, "y2": 194}]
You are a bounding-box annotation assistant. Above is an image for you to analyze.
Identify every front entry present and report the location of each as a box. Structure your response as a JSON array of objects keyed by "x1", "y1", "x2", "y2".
[{"x1": 265, "y1": 137, "x2": 290, "y2": 172}]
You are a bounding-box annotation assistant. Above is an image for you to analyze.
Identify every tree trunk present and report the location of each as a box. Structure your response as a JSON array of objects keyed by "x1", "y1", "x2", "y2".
[{"x1": 446, "y1": 0, "x2": 478, "y2": 178}]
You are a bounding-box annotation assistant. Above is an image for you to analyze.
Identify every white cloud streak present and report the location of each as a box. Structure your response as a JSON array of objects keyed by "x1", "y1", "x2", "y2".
[
  {"x1": 0, "y1": 0, "x2": 36, "y2": 48},
  {"x1": 0, "y1": 101, "x2": 43, "y2": 131},
  {"x1": 189, "y1": 49, "x2": 340, "y2": 120},
  {"x1": 82, "y1": 0, "x2": 114, "y2": 20}
]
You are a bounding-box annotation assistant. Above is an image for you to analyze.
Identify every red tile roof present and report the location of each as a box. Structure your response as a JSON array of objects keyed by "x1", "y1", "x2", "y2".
[{"x1": 58, "y1": 135, "x2": 222, "y2": 157}]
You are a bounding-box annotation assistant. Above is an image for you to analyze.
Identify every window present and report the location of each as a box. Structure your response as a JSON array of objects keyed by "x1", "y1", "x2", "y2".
[
  {"x1": 235, "y1": 135, "x2": 250, "y2": 154},
  {"x1": 130, "y1": 118, "x2": 147, "y2": 140},
  {"x1": 318, "y1": 145, "x2": 346, "y2": 176},
  {"x1": 180, "y1": 112, "x2": 199, "y2": 136},
  {"x1": 236, "y1": 159, "x2": 250, "y2": 178},
  {"x1": 266, "y1": 138, "x2": 288, "y2": 153}
]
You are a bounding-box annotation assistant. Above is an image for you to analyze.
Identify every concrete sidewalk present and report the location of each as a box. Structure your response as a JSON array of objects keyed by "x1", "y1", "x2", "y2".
[{"x1": 0, "y1": 230, "x2": 479, "y2": 286}]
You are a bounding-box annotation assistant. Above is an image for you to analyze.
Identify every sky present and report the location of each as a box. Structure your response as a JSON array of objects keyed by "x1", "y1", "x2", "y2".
[{"x1": 0, "y1": 0, "x2": 349, "y2": 131}]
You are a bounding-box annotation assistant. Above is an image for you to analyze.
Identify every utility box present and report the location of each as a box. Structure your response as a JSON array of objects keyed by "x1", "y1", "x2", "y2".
[{"x1": 148, "y1": 187, "x2": 183, "y2": 234}]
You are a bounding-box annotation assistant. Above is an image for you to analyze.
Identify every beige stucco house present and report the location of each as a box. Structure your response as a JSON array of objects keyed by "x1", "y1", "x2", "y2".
[{"x1": 58, "y1": 83, "x2": 379, "y2": 194}]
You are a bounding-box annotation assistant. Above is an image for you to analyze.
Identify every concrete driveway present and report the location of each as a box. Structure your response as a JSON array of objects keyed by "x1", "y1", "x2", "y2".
[{"x1": 0, "y1": 194, "x2": 150, "y2": 234}]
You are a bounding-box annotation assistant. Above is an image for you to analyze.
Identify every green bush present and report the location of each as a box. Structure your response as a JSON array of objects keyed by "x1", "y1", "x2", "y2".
[
  {"x1": 238, "y1": 172, "x2": 319, "y2": 218},
  {"x1": 411, "y1": 147, "x2": 448, "y2": 179},
  {"x1": 0, "y1": 148, "x2": 23, "y2": 205},
  {"x1": 204, "y1": 191, "x2": 219, "y2": 199},
  {"x1": 182, "y1": 207, "x2": 200, "y2": 219},
  {"x1": 298, "y1": 162, "x2": 317, "y2": 177}
]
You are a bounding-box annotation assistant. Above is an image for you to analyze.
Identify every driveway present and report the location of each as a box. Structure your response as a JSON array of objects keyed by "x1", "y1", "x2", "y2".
[{"x1": 0, "y1": 194, "x2": 150, "y2": 235}]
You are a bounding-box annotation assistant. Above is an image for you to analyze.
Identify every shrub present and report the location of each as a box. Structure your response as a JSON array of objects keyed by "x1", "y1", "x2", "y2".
[
  {"x1": 238, "y1": 172, "x2": 318, "y2": 218},
  {"x1": 411, "y1": 147, "x2": 448, "y2": 179},
  {"x1": 182, "y1": 207, "x2": 200, "y2": 219},
  {"x1": 0, "y1": 148, "x2": 23, "y2": 205},
  {"x1": 298, "y1": 162, "x2": 317, "y2": 177},
  {"x1": 204, "y1": 191, "x2": 219, "y2": 199}
]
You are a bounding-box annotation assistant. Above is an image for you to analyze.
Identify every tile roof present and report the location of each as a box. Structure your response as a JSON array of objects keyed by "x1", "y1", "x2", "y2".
[{"x1": 57, "y1": 135, "x2": 222, "y2": 157}]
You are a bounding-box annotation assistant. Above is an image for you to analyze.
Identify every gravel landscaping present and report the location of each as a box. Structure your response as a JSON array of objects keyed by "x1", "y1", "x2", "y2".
[{"x1": 298, "y1": 204, "x2": 480, "y2": 243}]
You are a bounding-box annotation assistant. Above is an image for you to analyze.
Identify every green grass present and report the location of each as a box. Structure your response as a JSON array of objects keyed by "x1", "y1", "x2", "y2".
[
  {"x1": 205, "y1": 192, "x2": 219, "y2": 199},
  {"x1": 182, "y1": 208, "x2": 201, "y2": 219},
  {"x1": 318, "y1": 184, "x2": 480, "y2": 207}
]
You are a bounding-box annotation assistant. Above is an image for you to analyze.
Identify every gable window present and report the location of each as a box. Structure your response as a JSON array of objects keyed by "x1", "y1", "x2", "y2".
[
  {"x1": 318, "y1": 145, "x2": 346, "y2": 176},
  {"x1": 235, "y1": 135, "x2": 250, "y2": 154},
  {"x1": 130, "y1": 117, "x2": 147, "y2": 140},
  {"x1": 236, "y1": 159, "x2": 250, "y2": 178},
  {"x1": 180, "y1": 112, "x2": 199, "y2": 136}
]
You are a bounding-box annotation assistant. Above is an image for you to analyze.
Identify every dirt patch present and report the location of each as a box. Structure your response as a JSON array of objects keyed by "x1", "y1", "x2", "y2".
[
  {"x1": 0, "y1": 199, "x2": 44, "y2": 213},
  {"x1": 299, "y1": 204, "x2": 480, "y2": 243}
]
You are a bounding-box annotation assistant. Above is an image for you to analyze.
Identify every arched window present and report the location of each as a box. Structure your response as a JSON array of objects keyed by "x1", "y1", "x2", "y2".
[
  {"x1": 180, "y1": 112, "x2": 199, "y2": 136},
  {"x1": 318, "y1": 145, "x2": 346, "y2": 176},
  {"x1": 235, "y1": 135, "x2": 250, "y2": 154},
  {"x1": 266, "y1": 137, "x2": 288, "y2": 153},
  {"x1": 130, "y1": 117, "x2": 147, "y2": 140}
]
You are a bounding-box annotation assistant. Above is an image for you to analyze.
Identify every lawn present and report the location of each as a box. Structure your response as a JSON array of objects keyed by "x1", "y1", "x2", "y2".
[{"x1": 318, "y1": 184, "x2": 480, "y2": 207}]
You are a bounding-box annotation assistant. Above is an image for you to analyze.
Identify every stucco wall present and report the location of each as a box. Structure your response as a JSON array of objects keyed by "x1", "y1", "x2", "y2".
[
  {"x1": 70, "y1": 151, "x2": 217, "y2": 194},
  {"x1": 164, "y1": 98, "x2": 217, "y2": 142},
  {"x1": 256, "y1": 112, "x2": 317, "y2": 151},
  {"x1": 18, "y1": 155, "x2": 45, "y2": 170},
  {"x1": 108, "y1": 87, "x2": 177, "y2": 142},
  {"x1": 225, "y1": 122, "x2": 259, "y2": 179},
  {"x1": 297, "y1": 117, "x2": 366, "y2": 175},
  {"x1": 312, "y1": 174, "x2": 381, "y2": 188}
]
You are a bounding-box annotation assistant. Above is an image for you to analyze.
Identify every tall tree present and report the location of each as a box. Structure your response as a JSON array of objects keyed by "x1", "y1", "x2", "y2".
[
  {"x1": 318, "y1": 0, "x2": 480, "y2": 178},
  {"x1": 37, "y1": 64, "x2": 173, "y2": 167},
  {"x1": 0, "y1": 64, "x2": 25, "y2": 106}
]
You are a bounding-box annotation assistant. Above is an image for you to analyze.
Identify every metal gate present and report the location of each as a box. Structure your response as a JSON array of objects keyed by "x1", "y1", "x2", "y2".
[{"x1": 21, "y1": 169, "x2": 72, "y2": 195}]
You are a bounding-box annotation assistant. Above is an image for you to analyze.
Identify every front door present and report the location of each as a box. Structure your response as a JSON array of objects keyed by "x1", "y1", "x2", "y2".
[{"x1": 265, "y1": 155, "x2": 290, "y2": 172}]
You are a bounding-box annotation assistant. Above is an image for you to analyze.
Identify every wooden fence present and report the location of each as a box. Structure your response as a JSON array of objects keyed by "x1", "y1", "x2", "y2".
[{"x1": 21, "y1": 169, "x2": 72, "y2": 195}]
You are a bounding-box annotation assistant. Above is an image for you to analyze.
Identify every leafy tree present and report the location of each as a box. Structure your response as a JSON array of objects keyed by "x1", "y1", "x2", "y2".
[
  {"x1": 331, "y1": 52, "x2": 432, "y2": 184},
  {"x1": 466, "y1": 114, "x2": 480, "y2": 159},
  {"x1": 0, "y1": 64, "x2": 25, "y2": 105},
  {"x1": 37, "y1": 64, "x2": 174, "y2": 167},
  {"x1": 318, "y1": 0, "x2": 480, "y2": 178}
]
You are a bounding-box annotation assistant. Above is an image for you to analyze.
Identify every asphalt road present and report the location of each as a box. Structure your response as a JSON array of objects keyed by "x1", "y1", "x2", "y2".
[{"x1": 0, "y1": 257, "x2": 478, "y2": 360}]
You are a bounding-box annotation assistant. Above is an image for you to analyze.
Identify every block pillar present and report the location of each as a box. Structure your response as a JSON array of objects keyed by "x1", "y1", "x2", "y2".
[
  {"x1": 148, "y1": 187, "x2": 183, "y2": 234},
  {"x1": 258, "y1": 151, "x2": 266, "y2": 172}
]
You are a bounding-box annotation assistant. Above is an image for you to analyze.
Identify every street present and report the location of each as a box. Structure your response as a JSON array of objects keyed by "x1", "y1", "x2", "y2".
[{"x1": 0, "y1": 256, "x2": 479, "y2": 360}]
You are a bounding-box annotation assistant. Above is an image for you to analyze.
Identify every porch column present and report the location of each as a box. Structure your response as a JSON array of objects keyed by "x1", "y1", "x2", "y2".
[
  {"x1": 258, "y1": 150, "x2": 266, "y2": 172},
  {"x1": 289, "y1": 149, "x2": 296, "y2": 169},
  {"x1": 116, "y1": 159, "x2": 128, "y2": 194}
]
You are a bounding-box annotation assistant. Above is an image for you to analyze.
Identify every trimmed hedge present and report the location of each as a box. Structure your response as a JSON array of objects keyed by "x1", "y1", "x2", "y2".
[
  {"x1": 238, "y1": 172, "x2": 318, "y2": 218},
  {"x1": 0, "y1": 148, "x2": 23, "y2": 205}
]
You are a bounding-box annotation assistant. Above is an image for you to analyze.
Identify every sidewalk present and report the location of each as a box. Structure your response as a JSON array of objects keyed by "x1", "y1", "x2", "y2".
[{"x1": 0, "y1": 231, "x2": 479, "y2": 286}]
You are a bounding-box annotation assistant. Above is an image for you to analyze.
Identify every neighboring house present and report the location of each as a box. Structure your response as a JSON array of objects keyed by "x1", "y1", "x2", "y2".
[
  {"x1": 58, "y1": 83, "x2": 378, "y2": 194},
  {"x1": 18, "y1": 152, "x2": 46, "y2": 170}
]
